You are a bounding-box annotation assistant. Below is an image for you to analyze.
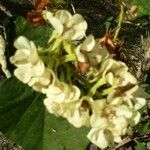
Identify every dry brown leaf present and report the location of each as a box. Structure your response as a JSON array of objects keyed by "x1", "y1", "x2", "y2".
[
  {"x1": 27, "y1": 0, "x2": 50, "y2": 27},
  {"x1": 99, "y1": 31, "x2": 122, "y2": 60}
]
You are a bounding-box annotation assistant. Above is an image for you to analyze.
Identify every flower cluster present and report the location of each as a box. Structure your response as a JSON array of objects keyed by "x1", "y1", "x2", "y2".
[
  {"x1": 0, "y1": 35, "x2": 11, "y2": 78},
  {"x1": 42, "y1": 9, "x2": 87, "y2": 41},
  {"x1": 10, "y1": 36, "x2": 52, "y2": 92},
  {"x1": 10, "y1": 9, "x2": 146, "y2": 149}
]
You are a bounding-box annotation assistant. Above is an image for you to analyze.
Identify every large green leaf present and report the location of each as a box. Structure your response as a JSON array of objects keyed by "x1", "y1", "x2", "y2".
[{"x1": 0, "y1": 77, "x2": 89, "y2": 150}]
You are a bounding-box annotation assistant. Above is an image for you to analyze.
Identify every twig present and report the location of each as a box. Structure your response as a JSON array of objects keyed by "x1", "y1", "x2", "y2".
[
  {"x1": 113, "y1": 3, "x2": 124, "y2": 41},
  {"x1": 114, "y1": 133, "x2": 150, "y2": 150},
  {"x1": 134, "y1": 133, "x2": 150, "y2": 142},
  {"x1": 113, "y1": 136, "x2": 132, "y2": 150}
]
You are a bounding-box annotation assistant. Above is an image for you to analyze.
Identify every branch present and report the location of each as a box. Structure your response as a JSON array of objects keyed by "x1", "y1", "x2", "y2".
[{"x1": 114, "y1": 133, "x2": 150, "y2": 150}]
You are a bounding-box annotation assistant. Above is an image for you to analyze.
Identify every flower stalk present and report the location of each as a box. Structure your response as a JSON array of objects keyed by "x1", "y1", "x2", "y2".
[{"x1": 113, "y1": 3, "x2": 125, "y2": 41}]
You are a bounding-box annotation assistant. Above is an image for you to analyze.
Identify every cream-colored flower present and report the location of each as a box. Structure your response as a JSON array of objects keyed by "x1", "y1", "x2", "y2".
[
  {"x1": 0, "y1": 35, "x2": 11, "y2": 78},
  {"x1": 44, "y1": 96, "x2": 76, "y2": 117},
  {"x1": 115, "y1": 105, "x2": 133, "y2": 118},
  {"x1": 87, "y1": 96, "x2": 145, "y2": 149},
  {"x1": 44, "y1": 82, "x2": 81, "y2": 116},
  {"x1": 87, "y1": 40, "x2": 110, "y2": 66},
  {"x1": 107, "y1": 84, "x2": 146, "y2": 111},
  {"x1": 87, "y1": 100, "x2": 111, "y2": 149},
  {"x1": 111, "y1": 116, "x2": 128, "y2": 143},
  {"x1": 75, "y1": 35, "x2": 95, "y2": 62},
  {"x1": 129, "y1": 111, "x2": 141, "y2": 126},
  {"x1": 44, "y1": 81, "x2": 95, "y2": 127},
  {"x1": 8, "y1": 10, "x2": 147, "y2": 150},
  {"x1": 10, "y1": 36, "x2": 52, "y2": 92},
  {"x1": 10, "y1": 36, "x2": 39, "y2": 66},
  {"x1": 44, "y1": 81, "x2": 80, "y2": 103},
  {"x1": 100, "y1": 58, "x2": 137, "y2": 87},
  {"x1": 44, "y1": 96, "x2": 91, "y2": 128},
  {"x1": 28, "y1": 68, "x2": 53, "y2": 92},
  {"x1": 42, "y1": 10, "x2": 87, "y2": 41},
  {"x1": 13, "y1": 61, "x2": 45, "y2": 84},
  {"x1": 107, "y1": 85, "x2": 139, "y2": 105},
  {"x1": 66, "y1": 96, "x2": 94, "y2": 127},
  {"x1": 87, "y1": 128, "x2": 112, "y2": 149}
]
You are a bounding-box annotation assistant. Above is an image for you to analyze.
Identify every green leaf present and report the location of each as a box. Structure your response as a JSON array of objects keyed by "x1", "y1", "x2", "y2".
[
  {"x1": 135, "y1": 121, "x2": 150, "y2": 135},
  {"x1": 51, "y1": 38, "x2": 62, "y2": 51},
  {"x1": 0, "y1": 77, "x2": 89, "y2": 150},
  {"x1": 15, "y1": 17, "x2": 52, "y2": 47},
  {"x1": 104, "y1": 16, "x2": 114, "y2": 31},
  {"x1": 62, "y1": 54, "x2": 76, "y2": 63},
  {"x1": 63, "y1": 41, "x2": 75, "y2": 54},
  {"x1": 135, "y1": 143, "x2": 146, "y2": 150}
]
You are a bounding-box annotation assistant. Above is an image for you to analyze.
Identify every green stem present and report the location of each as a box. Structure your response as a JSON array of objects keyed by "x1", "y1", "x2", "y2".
[
  {"x1": 113, "y1": 3, "x2": 124, "y2": 41},
  {"x1": 102, "y1": 87, "x2": 114, "y2": 95},
  {"x1": 88, "y1": 78, "x2": 106, "y2": 97}
]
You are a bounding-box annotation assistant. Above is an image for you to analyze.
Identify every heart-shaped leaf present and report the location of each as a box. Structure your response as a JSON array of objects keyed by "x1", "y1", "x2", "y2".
[{"x1": 0, "y1": 77, "x2": 89, "y2": 150}]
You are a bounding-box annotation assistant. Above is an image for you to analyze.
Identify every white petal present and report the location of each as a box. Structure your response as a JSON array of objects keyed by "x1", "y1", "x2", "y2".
[
  {"x1": 67, "y1": 14, "x2": 87, "y2": 27},
  {"x1": 67, "y1": 108, "x2": 90, "y2": 128},
  {"x1": 116, "y1": 105, "x2": 133, "y2": 118},
  {"x1": 87, "y1": 129, "x2": 109, "y2": 149},
  {"x1": 105, "y1": 72, "x2": 114, "y2": 85},
  {"x1": 42, "y1": 10, "x2": 53, "y2": 23},
  {"x1": 134, "y1": 97, "x2": 146, "y2": 110},
  {"x1": 32, "y1": 60, "x2": 45, "y2": 76},
  {"x1": 114, "y1": 136, "x2": 122, "y2": 143},
  {"x1": 111, "y1": 116, "x2": 128, "y2": 135},
  {"x1": 42, "y1": 10, "x2": 63, "y2": 35},
  {"x1": 10, "y1": 49, "x2": 29, "y2": 66},
  {"x1": 67, "y1": 96, "x2": 93, "y2": 127},
  {"x1": 130, "y1": 111, "x2": 141, "y2": 126},
  {"x1": 14, "y1": 65, "x2": 32, "y2": 83},
  {"x1": 65, "y1": 85, "x2": 81, "y2": 103},
  {"x1": 28, "y1": 69, "x2": 51, "y2": 91},
  {"x1": 44, "y1": 97, "x2": 54, "y2": 114},
  {"x1": 48, "y1": 17, "x2": 64, "y2": 35},
  {"x1": 72, "y1": 22, "x2": 87, "y2": 40},
  {"x1": 55, "y1": 10, "x2": 72, "y2": 24},
  {"x1": 62, "y1": 29, "x2": 76, "y2": 40},
  {"x1": 67, "y1": 14, "x2": 87, "y2": 40},
  {"x1": 75, "y1": 45, "x2": 86, "y2": 62},
  {"x1": 11, "y1": 37, "x2": 39, "y2": 66},
  {"x1": 14, "y1": 36, "x2": 31, "y2": 50},
  {"x1": 45, "y1": 85, "x2": 65, "y2": 102},
  {"x1": 117, "y1": 71, "x2": 137, "y2": 86},
  {"x1": 81, "y1": 35, "x2": 95, "y2": 52},
  {"x1": 91, "y1": 116, "x2": 108, "y2": 129}
]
